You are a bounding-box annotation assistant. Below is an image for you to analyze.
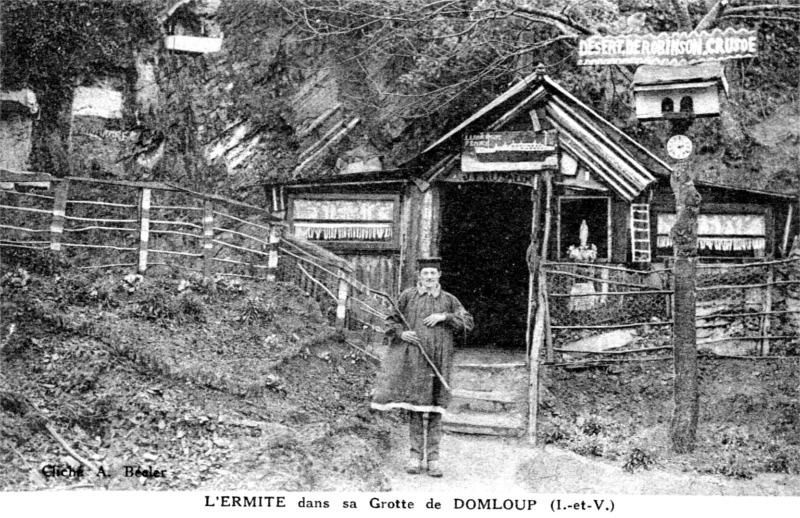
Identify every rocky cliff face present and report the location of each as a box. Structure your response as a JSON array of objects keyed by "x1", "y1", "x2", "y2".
[{"x1": 1, "y1": 0, "x2": 797, "y2": 202}]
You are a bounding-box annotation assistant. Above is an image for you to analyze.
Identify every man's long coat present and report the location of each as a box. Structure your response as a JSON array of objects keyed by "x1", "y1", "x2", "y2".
[{"x1": 371, "y1": 286, "x2": 473, "y2": 413}]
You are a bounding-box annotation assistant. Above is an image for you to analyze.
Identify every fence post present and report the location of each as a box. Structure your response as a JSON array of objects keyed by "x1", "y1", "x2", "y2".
[
  {"x1": 138, "y1": 188, "x2": 151, "y2": 274},
  {"x1": 761, "y1": 263, "x2": 774, "y2": 356},
  {"x1": 202, "y1": 200, "x2": 214, "y2": 277},
  {"x1": 267, "y1": 225, "x2": 282, "y2": 282},
  {"x1": 336, "y1": 270, "x2": 349, "y2": 329},
  {"x1": 49, "y1": 180, "x2": 69, "y2": 252}
]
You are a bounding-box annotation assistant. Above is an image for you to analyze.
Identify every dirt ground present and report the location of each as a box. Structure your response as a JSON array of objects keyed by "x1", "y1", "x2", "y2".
[
  {"x1": 2, "y1": 252, "x2": 799, "y2": 495},
  {"x1": 385, "y1": 431, "x2": 800, "y2": 496}
]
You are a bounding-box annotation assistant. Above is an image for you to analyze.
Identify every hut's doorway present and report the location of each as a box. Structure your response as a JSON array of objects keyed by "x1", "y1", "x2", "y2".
[{"x1": 440, "y1": 183, "x2": 532, "y2": 349}]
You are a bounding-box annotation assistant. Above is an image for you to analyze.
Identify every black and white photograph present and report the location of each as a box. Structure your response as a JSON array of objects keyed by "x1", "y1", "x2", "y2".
[{"x1": 1, "y1": 0, "x2": 798, "y2": 515}]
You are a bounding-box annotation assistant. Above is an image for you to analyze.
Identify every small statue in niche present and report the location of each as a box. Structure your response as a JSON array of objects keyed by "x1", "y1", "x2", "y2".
[
  {"x1": 567, "y1": 220, "x2": 598, "y2": 263},
  {"x1": 567, "y1": 220, "x2": 599, "y2": 311}
]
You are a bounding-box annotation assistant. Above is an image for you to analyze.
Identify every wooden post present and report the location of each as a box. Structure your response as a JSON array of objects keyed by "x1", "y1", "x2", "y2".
[
  {"x1": 267, "y1": 224, "x2": 281, "y2": 282},
  {"x1": 202, "y1": 200, "x2": 214, "y2": 277},
  {"x1": 525, "y1": 181, "x2": 542, "y2": 362},
  {"x1": 138, "y1": 188, "x2": 152, "y2": 274},
  {"x1": 542, "y1": 172, "x2": 553, "y2": 261},
  {"x1": 49, "y1": 180, "x2": 69, "y2": 252},
  {"x1": 669, "y1": 159, "x2": 701, "y2": 453},
  {"x1": 527, "y1": 275, "x2": 547, "y2": 444},
  {"x1": 761, "y1": 264, "x2": 774, "y2": 356},
  {"x1": 543, "y1": 273, "x2": 554, "y2": 363},
  {"x1": 782, "y1": 204, "x2": 793, "y2": 257},
  {"x1": 336, "y1": 270, "x2": 349, "y2": 329},
  {"x1": 419, "y1": 188, "x2": 434, "y2": 258}
]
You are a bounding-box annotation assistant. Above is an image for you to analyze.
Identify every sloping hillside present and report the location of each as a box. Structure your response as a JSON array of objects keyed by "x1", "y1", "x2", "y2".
[{"x1": 0, "y1": 249, "x2": 395, "y2": 491}]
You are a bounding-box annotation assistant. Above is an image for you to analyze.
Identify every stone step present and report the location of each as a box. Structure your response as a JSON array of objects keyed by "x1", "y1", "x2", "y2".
[
  {"x1": 443, "y1": 410, "x2": 525, "y2": 437},
  {"x1": 450, "y1": 389, "x2": 523, "y2": 413},
  {"x1": 452, "y1": 363, "x2": 528, "y2": 393},
  {"x1": 451, "y1": 388, "x2": 517, "y2": 403}
]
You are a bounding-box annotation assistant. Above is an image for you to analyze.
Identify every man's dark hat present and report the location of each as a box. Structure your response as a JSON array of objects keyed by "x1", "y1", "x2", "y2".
[{"x1": 417, "y1": 257, "x2": 442, "y2": 270}]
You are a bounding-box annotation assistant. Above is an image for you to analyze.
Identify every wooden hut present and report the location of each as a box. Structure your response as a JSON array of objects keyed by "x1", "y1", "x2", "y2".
[{"x1": 272, "y1": 71, "x2": 795, "y2": 349}]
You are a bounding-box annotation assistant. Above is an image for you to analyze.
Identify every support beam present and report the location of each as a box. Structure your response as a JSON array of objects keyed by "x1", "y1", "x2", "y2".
[
  {"x1": 525, "y1": 182, "x2": 542, "y2": 363},
  {"x1": 420, "y1": 188, "x2": 434, "y2": 258},
  {"x1": 527, "y1": 275, "x2": 547, "y2": 444}
]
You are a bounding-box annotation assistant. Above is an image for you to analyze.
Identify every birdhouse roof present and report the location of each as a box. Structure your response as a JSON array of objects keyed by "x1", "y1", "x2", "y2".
[{"x1": 633, "y1": 62, "x2": 725, "y2": 86}]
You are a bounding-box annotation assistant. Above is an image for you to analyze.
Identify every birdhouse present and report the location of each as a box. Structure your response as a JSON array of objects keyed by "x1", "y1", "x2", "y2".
[
  {"x1": 632, "y1": 62, "x2": 728, "y2": 121},
  {"x1": 159, "y1": 0, "x2": 223, "y2": 54}
]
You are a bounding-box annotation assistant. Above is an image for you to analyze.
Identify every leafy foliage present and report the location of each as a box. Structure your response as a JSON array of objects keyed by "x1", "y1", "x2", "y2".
[{"x1": 0, "y1": 247, "x2": 70, "y2": 277}]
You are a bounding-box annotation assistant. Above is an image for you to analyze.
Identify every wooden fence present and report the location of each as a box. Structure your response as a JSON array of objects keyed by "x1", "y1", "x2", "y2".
[
  {"x1": 1, "y1": 173, "x2": 392, "y2": 331},
  {"x1": 541, "y1": 258, "x2": 800, "y2": 363}
]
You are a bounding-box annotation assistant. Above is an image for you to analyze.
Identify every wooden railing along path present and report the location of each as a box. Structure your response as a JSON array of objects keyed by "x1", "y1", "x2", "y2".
[{"x1": 0, "y1": 171, "x2": 391, "y2": 331}]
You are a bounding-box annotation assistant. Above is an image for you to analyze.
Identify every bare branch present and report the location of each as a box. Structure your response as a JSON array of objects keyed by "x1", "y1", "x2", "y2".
[{"x1": 507, "y1": 3, "x2": 594, "y2": 35}]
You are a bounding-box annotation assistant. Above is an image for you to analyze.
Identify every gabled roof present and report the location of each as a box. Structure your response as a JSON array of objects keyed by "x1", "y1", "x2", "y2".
[{"x1": 418, "y1": 72, "x2": 671, "y2": 201}]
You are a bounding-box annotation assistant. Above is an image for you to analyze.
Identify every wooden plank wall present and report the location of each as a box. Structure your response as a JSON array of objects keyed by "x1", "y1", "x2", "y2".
[
  {"x1": 401, "y1": 185, "x2": 424, "y2": 290},
  {"x1": 611, "y1": 197, "x2": 630, "y2": 263},
  {"x1": 341, "y1": 253, "x2": 399, "y2": 297}
]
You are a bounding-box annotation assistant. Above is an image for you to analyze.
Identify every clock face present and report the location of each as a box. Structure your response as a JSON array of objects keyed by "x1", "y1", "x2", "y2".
[{"x1": 667, "y1": 135, "x2": 693, "y2": 160}]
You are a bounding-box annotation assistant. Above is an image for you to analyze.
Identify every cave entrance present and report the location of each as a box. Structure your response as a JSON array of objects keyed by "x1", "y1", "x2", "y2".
[{"x1": 439, "y1": 183, "x2": 532, "y2": 349}]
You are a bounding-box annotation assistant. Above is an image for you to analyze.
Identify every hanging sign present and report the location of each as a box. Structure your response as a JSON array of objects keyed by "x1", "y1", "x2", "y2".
[
  {"x1": 578, "y1": 28, "x2": 757, "y2": 66},
  {"x1": 461, "y1": 130, "x2": 558, "y2": 172}
]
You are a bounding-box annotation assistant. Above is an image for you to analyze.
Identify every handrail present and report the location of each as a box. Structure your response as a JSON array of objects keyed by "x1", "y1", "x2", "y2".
[{"x1": 281, "y1": 233, "x2": 355, "y2": 273}]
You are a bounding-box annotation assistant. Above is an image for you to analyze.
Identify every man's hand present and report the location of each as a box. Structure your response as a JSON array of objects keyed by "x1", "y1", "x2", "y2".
[
  {"x1": 400, "y1": 330, "x2": 421, "y2": 345},
  {"x1": 423, "y1": 313, "x2": 447, "y2": 327}
]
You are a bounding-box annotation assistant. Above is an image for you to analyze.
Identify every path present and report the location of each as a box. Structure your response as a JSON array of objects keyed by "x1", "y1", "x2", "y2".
[{"x1": 385, "y1": 431, "x2": 800, "y2": 496}]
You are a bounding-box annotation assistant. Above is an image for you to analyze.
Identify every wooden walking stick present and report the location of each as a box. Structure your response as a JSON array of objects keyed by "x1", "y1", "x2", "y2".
[{"x1": 368, "y1": 288, "x2": 452, "y2": 392}]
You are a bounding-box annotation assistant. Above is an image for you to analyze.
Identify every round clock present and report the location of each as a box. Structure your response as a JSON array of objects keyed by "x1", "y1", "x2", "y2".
[{"x1": 667, "y1": 135, "x2": 693, "y2": 160}]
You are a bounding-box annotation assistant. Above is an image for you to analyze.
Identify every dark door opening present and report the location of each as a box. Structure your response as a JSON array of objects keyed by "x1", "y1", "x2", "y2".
[{"x1": 439, "y1": 183, "x2": 532, "y2": 349}]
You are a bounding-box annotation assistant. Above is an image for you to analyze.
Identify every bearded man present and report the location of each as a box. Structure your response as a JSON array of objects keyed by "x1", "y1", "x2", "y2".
[{"x1": 371, "y1": 257, "x2": 473, "y2": 477}]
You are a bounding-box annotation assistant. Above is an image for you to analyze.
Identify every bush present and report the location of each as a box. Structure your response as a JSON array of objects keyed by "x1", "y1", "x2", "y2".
[
  {"x1": 542, "y1": 412, "x2": 631, "y2": 460},
  {"x1": 718, "y1": 451, "x2": 756, "y2": 479},
  {"x1": 175, "y1": 293, "x2": 206, "y2": 324},
  {"x1": 134, "y1": 286, "x2": 207, "y2": 324},
  {"x1": 239, "y1": 297, "x2": 276, "y2": 325},
  {"x1": 622, "y1": 448, "x2": 656, "y2": 473},
  {"x1": 0, "y1": 248, "x2": 70, "y2": 276},
  {"x1": 135, "y1": 288, "x2": 177, "y2": 322}
]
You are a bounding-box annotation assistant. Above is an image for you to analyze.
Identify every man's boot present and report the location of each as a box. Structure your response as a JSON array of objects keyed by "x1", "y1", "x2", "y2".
[
  {"x1": 405, "y1": 457, "x2": 422, "y2": 475},
  {"x1": 427, "y1": 460, "x2": 443, "y2": 478}
]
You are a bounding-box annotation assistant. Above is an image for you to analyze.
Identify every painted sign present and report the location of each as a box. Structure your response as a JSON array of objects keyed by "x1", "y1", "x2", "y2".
[
  {"x1": 442, "y1": 169, "x2": 540, "y2": 187},
  {"x1": 292, "y1": 198, "x2": 395, "y2": 242},
  {"x1": 461, "y1": 130, "x2": 558, "y2": 172},
  {"x1": 578, "y1": 28, "x2": 757, "y2": 66}
]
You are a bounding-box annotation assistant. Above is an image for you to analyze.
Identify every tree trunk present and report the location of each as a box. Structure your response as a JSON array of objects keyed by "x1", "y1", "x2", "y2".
[{"x1": 669, "y1": 161, "x2": 701, "y2": 453}]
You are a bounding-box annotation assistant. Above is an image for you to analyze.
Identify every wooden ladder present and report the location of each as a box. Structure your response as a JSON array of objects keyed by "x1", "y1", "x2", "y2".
[{"x1": 630, "y1": 203, "x2": 651, "y2": 263}]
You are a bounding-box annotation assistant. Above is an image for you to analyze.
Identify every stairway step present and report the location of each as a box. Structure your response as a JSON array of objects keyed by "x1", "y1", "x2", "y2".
[
  {"x1": 450, "y1": 389, "x2": 522, "y2": 413},
  {"x1": 455, "y1": 362, "x2": 527, "y2": 369},
  {"x1": 452, "y1": 365, "x2": 528, "y2": 393},
  {"x1": 451, "y1": 389, "x2": 517, "y2": 403},
  {"x1": 443, "y1": 411, "x2": 524, "y2": 437}
]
